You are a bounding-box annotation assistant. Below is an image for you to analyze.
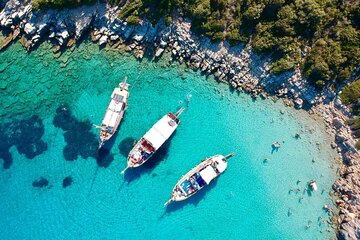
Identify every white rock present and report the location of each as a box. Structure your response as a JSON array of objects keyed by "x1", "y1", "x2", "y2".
[
  {"x1": 24, "y1": 23, "x2": 36, "y2": 35},
  {"x1": 37, "y1": 23, "x2": 48, "y2": 34},
  {"x1": 60, "y1": 30, "x2": 69, "y2": 40},
  {"x1": 99, "y1": 35, "x2": 108, "y2": 45},
  {"x1": 133, "y1": 34, "x2": 143, "y2": 42},
  {"x1": 18, "y1": 10, "x2": 26, "y2": 20},
  {"x1": 58, "y1": 37, "x2": 64, "y2": 46},
  {"x1": 32, "y1": 34, "x2": 40, "y2": 40},
  {"x1": 110, "y1": 35, "x2": 119, "y2": 41},
  {"x1": 160, "y1": 39, "x2": 167, "y2": 48},
  {"x1": 4, "y1": 18, "x2": 13, "y2": 27},
  {"x1": 11, "y1": 12, "x2": 18, "y2": 20},
  {"x1": 49, "y1": 31, "x2": 55, "y2": 38},
  {"x1": 24, "y1": 5, "x2": 32, "y2": 14},
  {"x1": 155, "y1": 48, "x2": 164, "y2": 57}
]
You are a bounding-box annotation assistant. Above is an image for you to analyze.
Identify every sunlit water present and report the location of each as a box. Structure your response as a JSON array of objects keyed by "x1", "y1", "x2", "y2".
[{"x1": 0, "y1": 41, "x2": 339, "y2": 239}]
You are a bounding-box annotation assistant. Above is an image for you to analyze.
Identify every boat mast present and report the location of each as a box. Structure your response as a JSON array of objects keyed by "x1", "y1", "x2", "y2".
[
  {"x1": 175, "y1": 107, "x2": 185, "y2": 117},
  {"x1": 121, "y1": 166, "x2": 129, "y2": 174},
  {"x1": 98, "y1": 140, "x2": 105, "y2": 150},
  {"x1": 120, "y1": 76, "x2": 128, "y2": 90},
  {"x1": 164, "y1": 198, "x2": 172, "y2": 206}
]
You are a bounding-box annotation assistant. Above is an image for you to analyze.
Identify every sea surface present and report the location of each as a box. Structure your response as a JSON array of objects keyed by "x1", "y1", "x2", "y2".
[{"x1": 0, "y1": 41, "x2": 339, "y2": 240}]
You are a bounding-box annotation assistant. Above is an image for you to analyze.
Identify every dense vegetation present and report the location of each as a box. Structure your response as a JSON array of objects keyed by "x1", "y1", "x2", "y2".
[
  {"x1": 31, "y1": 0, "x2": 359, "y2": 90},
  {"x1": 112, "y1": 0, "x2": 360, "y2": 89},
  {"x1": 340, "y1": 79, "x2": 360, "y2": 149},
  {"x1": 32, "y1": 0, "x2": 96, "y2": 10}
]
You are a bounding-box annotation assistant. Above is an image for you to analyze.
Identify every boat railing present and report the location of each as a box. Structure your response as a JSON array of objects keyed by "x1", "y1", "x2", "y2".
[{"x1": 224, "y1": 153, "x2": 235, "y2": 160}]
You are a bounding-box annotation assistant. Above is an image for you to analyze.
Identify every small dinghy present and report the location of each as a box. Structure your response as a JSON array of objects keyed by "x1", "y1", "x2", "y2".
[
  {"x1": 121, "y1": 107, "x2": 184, "y2": 174},
  {"x1": 164, "y1": 153, "x2": 235, "y2": 206},
  {"x1": 95, "y1": 77, "x2": 130, "y2": 149}
]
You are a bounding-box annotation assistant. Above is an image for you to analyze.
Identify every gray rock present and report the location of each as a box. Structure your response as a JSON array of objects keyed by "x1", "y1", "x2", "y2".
[
  {"x1": 75, "y1": 16, "x2": 93, "y2": 39},
  {"x1": 339, "y1": 222, "x2": 358, "y2": 240},
  {"x1": 333, "y1": 117, "x2": 344, "y2": 130}
]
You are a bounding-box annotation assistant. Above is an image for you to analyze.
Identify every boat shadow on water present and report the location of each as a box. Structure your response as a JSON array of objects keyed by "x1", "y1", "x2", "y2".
[
  {"x1": 96, "y1": 113, "x2": 130, "y2": 167},
  {"x1": 96, "y1": 130, "x2": 119, "y2": 168},
  {"x1": 121, "y1": 133, "x2": 176, "y2": 183},
  {"x1": 162, "y1": 178, "x2": 220, "y2": 215}
]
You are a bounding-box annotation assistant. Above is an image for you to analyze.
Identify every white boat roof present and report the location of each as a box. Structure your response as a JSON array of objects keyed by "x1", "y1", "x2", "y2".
[
  {"x1": 143, "y1": 114, "x2": 178, "y2": 150},
  {"x1": 199, "y1": 165, "x2": 217, "y2": 184},
  {"x1": 102, "y1": 101, "x2": 125, "y2": 127},
  {"x1": 109, "y1": 98, "x2": 124, "y2": 112}
]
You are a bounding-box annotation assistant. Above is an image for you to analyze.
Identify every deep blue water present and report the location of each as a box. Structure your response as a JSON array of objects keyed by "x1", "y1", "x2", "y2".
[{"x1": 0, "y1": 41, "x2": 339, "y2": 239}]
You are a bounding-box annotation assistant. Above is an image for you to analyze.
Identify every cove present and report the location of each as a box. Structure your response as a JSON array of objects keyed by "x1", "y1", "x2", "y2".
[{"x1": 0, "y1": 41, "x2": 339, "y2": 239}]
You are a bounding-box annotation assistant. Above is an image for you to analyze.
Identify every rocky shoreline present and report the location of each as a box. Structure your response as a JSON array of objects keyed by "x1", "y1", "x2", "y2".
[{"x1": 0, "y1": 0, "x2": 359, "y2": 239}]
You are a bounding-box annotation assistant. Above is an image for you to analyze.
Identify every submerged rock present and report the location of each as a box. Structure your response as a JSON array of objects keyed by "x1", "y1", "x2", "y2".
[
  {"x1": 0, "y1": 115, "x2": 48, "y2": 169},
  {"x1": 62, "y1": 176, "x2": 73, "y2": 188},
  {"x1": 32, "y1": 177, "x2": 49, "y2": 188}
]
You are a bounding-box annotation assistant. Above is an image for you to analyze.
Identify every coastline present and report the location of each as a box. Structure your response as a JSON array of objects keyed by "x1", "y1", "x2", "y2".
[{"x1": 0, "y1": 1, "x2": 359, "y2": 239}]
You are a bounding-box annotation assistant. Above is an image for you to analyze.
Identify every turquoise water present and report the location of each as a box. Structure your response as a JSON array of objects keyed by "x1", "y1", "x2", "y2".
[{"x1": 0, "y1": 42, "x2": 339, "y2": 239}]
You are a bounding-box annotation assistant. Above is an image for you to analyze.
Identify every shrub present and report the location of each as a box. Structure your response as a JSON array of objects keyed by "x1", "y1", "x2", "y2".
[
  {"x1": 340, "y1": 79, "x2": 360, "y2": 105},
  {"x1": 126, "y1": 15, "x2": 140, "y2": 25}
]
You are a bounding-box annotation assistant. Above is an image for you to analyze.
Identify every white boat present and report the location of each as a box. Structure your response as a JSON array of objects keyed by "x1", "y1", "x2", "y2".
[
  {"x1": 164, "y1": 153, "x2": 235, "y2": 206},
  {"x1": 121, "y1": 107, "x2": 184, "y2": 173},
  {"x1": 97, "y1": 77, "x2": 130, "y2": 149}
]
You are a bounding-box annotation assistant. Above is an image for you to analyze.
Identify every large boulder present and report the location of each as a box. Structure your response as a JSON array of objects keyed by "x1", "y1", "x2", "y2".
[
  {"x1": 98, "y1": 35, "x2": 108, "y2": 45},
  {"x1": 75, "y1": 15, "x2": 93, "y2": 39},
  {"x1": 24, "y1": 22, "x2": 36, "y2": 35}
]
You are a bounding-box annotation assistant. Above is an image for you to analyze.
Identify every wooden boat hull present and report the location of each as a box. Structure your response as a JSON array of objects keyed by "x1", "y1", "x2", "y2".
[
  {"x1": 165, "y1": 153, "x2": 234, "y2": 205},
  {"x1": 98, "y1": 78, "x2": 129, "y2": 148},
  {"x1": 122, "y1": 108, "x2": 184, "y2": 174}
]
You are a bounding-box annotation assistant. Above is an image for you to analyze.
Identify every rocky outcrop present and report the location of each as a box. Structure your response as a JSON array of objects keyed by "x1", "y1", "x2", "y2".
[
  {"x1": 0, "y1": 0, "x2": 359, "y2": 238},
  {"x1": 313, "y1": 100, "x2": 360, "y2": 240}
]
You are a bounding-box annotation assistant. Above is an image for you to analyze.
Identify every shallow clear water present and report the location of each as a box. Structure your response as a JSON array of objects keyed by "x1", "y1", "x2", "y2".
[{"x1": 0, "y1": 42, "x2": 339, "y2": 239}]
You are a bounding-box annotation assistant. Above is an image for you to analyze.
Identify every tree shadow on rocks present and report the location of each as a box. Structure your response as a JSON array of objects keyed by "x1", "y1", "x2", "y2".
[
  {"x1": 53, "y1": 104, "x2": 114, "y2": 168},
  {"x1": 0, "y1": 115, "x2": 48, "y2": 169}
]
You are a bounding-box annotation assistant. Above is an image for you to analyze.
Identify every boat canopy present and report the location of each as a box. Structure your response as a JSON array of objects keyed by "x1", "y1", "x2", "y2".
[
  {"x1": 109, "y1": 98, "x2": 124, "y2": 112},
  {"x1": 144, "y1": 115, "x2": 177, "y2": 150},
  {"x1": 199, "y1": 165, "x2": 217, "y2": 184},
  {"x1": 102, "y1": 101, "x2": 125, "y2": 127}
]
